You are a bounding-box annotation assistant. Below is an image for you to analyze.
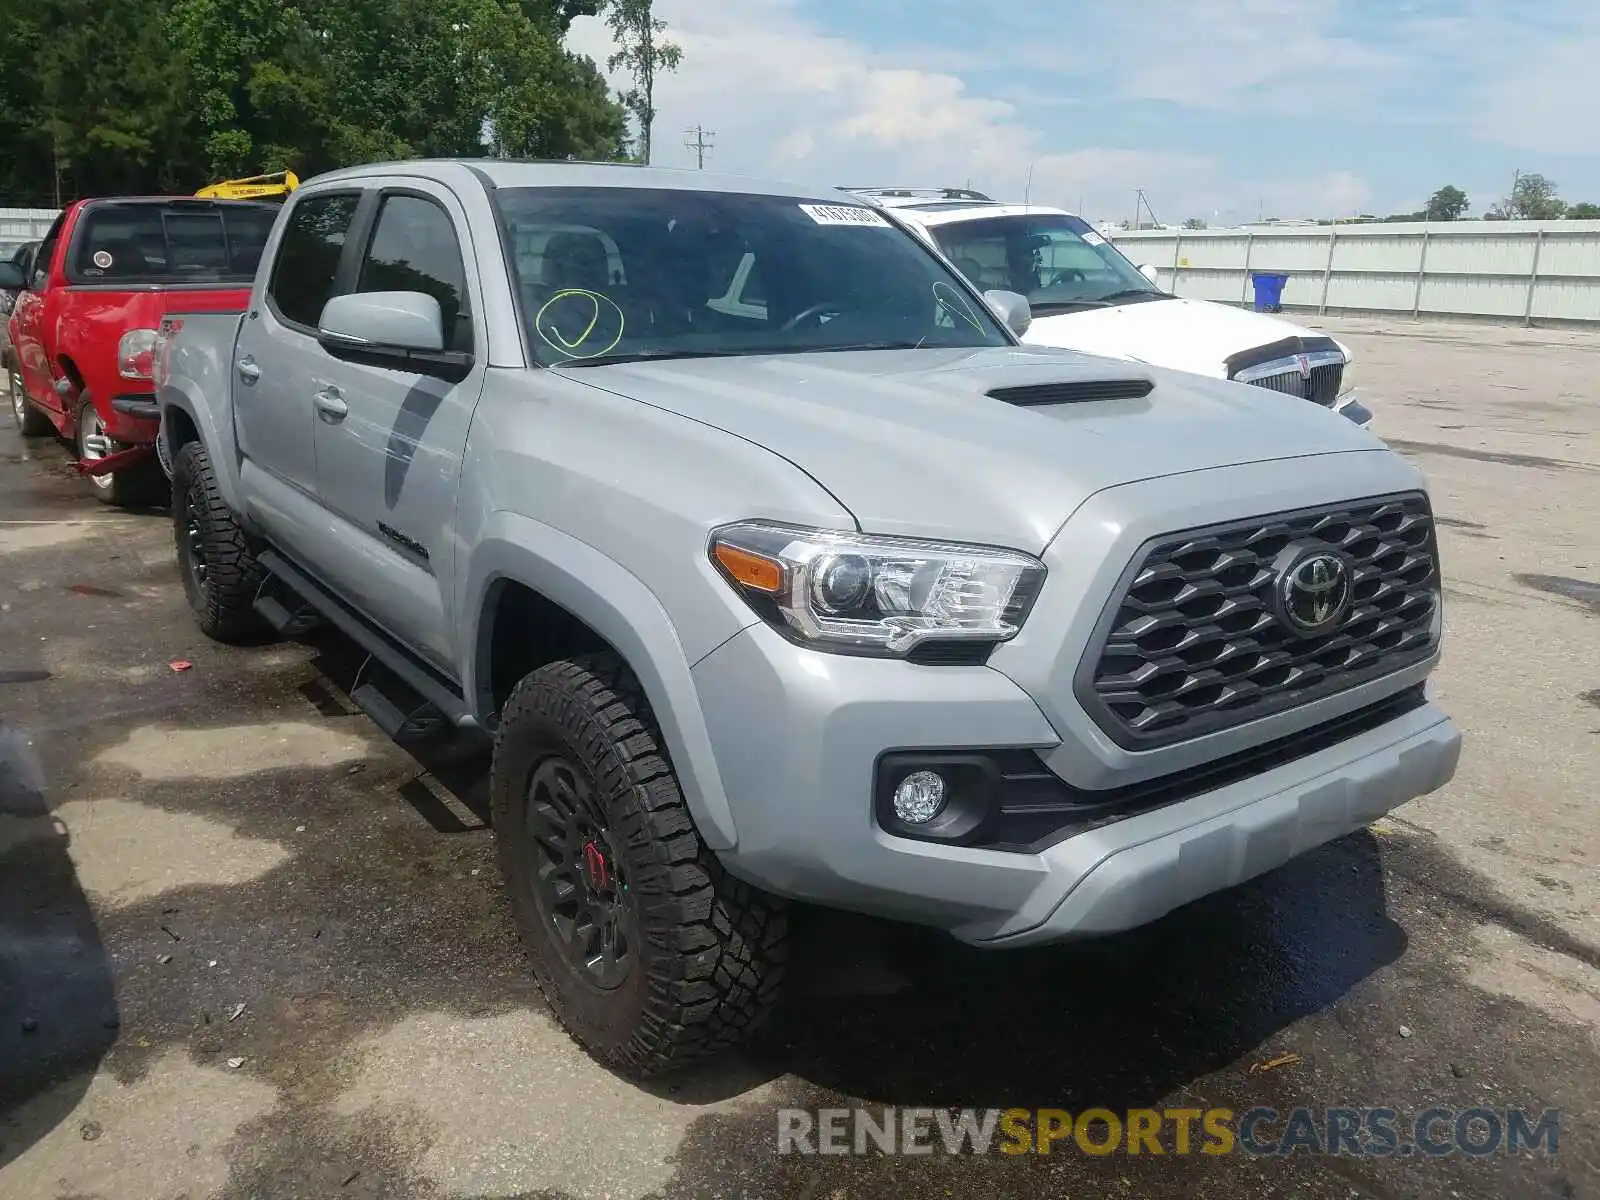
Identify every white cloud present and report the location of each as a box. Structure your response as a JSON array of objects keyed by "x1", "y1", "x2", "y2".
[
  {"x1": 1095, "y1": 0, "x2": 1406, "y2": 114},
  {"x1": 1465, "y1": 10, "x2": 1600, "y2": 158},
  {"x1": 566, "y1": 0, "x2": 1383, "y2": 221},
  {"x1": 1479, "y1": 43, "x2": 1600, "y2": 156}
]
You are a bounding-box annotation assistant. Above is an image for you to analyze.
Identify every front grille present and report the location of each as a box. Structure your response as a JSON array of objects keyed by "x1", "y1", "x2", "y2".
[
  {"x1": 1076, "y1": 494, "x2": 1440, "y2": 750},
  {"x1": 1227, "y1": 335, "x2": 1345, "y2": 409},
  {"x1": 1243, "y1": 362, "x2": 1343, "y2": 407}
]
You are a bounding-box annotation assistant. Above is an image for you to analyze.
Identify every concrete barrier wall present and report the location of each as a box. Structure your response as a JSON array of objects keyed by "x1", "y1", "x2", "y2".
[{"x1": 1107, "y1": 220, "x2": 1600, "y2": 325}]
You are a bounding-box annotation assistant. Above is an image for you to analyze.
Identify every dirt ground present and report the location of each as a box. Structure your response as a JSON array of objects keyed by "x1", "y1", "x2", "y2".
[{"x1": 1, "y1": 314, "x2": 1597, "y2": 1199}]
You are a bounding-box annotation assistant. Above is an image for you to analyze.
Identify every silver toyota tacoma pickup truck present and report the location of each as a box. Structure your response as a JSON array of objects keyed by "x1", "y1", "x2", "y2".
[{"x1": 153, "y1": 159, "x2": 1461, "y2": 1076}]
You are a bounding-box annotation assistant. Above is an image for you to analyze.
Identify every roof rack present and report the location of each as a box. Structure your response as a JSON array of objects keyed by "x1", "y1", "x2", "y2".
[{"x1": 842, "y1": 186, "x2": 995, "y2": 202}]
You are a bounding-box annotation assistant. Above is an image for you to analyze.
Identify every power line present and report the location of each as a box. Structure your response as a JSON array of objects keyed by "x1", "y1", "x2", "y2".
[{"x1": 683, "y1": 125, "x2": 716, "y2": 170}]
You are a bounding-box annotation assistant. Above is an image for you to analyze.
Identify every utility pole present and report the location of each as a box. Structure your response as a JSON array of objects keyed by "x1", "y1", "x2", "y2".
[
  {"x1": 1131, "y1": 188, "x2": 1159, "y2": 231},
  {"x1": 683, "y1": 125, "x2": 715, "y2": 170}
]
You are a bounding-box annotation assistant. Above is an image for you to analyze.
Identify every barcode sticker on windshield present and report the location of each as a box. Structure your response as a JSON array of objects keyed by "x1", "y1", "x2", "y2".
[
  {"x1": 1081, "y1": 229, "x2": 1107, "y2": 246},
  {"x1": 800, "y1": 204, "x2": 889, "y2": 227}
]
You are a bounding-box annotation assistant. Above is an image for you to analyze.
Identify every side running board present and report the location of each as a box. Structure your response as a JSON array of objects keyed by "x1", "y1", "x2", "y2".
[{"x1": 255, "y1": 550, "x2": 478, "y2": 737}]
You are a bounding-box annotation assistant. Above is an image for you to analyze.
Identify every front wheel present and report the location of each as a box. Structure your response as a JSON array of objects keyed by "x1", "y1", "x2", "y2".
[{"x1": 491, "y1": 653, "x2": 788, "y2": 1076}]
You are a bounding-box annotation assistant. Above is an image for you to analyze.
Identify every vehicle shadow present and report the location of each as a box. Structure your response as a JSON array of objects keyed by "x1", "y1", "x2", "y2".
[
  {"x1": 0, "y1": 716, "x2": 118, "y2": 1172},
  {"x1": 295, "y1": 628, "x2": 493, "y2": 828},
  {"x1": 272, "y1": 609, "x2": 1405, "y2": 1116},
  {"x1": 286, "y1": 617, "x2": 1404, "y2": 1114},
  {"x1": 680, "y1": 829, "x2": 1403, "y2": 1110}
]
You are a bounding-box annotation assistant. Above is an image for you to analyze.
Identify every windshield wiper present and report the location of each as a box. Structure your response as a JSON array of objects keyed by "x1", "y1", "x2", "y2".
[
  {"x1": 1092, "y1": 289, "x2": 1172, "y2": 305},
  {"x1": 792, "y1": 341, "x2": 932, "y2": 353}
]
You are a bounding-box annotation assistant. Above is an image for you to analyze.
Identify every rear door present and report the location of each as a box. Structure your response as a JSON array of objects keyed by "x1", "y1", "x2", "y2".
[
  {"x1": 308, "y1": 182, "x2": 487, "y2": 670},
  {"x1": 232, "y1": 190, "x2": 363, "y2": 500}
]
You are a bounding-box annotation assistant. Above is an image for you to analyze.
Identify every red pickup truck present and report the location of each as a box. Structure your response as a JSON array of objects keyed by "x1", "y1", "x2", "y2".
[{"x1": 4, "y1": 196, "x2": 278, "y2": 505}]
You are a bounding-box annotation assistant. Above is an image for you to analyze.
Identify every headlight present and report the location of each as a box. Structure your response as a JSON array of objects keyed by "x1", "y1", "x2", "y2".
[{"x1": 709, "y1": 521, "x2": 1046, "y2": 656}]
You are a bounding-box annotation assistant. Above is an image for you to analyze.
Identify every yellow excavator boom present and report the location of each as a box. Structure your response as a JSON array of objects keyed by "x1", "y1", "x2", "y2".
[{"x1": 195, "y1": 170, "x2": 300, "y2": 200}]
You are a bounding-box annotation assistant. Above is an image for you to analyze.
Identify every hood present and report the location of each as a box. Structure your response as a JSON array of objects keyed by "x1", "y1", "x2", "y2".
[
  {"x1": 1021, "y1": 297, "x2": 1335, "y2": 378},
  {"x1": 561, "y1": 345, "x2": 1385, "y2": 552}
]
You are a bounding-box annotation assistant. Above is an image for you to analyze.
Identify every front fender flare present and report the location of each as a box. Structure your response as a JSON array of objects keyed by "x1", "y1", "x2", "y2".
[{"x1": 462, "y1": 512, "x2": 741, "y2": 851}]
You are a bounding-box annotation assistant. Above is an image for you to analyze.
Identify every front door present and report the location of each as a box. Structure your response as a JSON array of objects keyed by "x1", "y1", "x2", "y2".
[
  {"x1": 12, "y1": 213, "x2": 64, "y2": 416},
  {"x1": 309, "y1": 184, "x2": 487, "y2": 672},
  {"x1": 232, "y1": 190, "x2": 364, "y2": 507}
]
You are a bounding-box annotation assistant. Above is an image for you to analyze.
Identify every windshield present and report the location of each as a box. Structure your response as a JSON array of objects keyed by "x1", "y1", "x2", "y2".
[
  {"x1": 493, "y1": 186, "x2": 1011, "y2": 366},
  {"x1": 929, "y1": 213, "x2": 1167, "y2": 313},
  {"x1": 67, "y1": 201, "x2": 276, "y2": 285}
]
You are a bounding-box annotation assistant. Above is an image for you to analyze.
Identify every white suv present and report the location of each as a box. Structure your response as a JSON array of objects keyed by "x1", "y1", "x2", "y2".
[{"x1": 847, "y1": 187, "x2": 1372, "y2": 427}]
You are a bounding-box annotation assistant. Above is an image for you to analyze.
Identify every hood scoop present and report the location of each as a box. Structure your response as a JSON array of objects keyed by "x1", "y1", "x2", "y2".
[{"x1": 987, "y1": 377, "x2": 1154, "y2": 407}]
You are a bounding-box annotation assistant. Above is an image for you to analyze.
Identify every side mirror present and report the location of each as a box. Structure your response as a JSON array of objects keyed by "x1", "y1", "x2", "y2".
[
  {"x1": 319, "y1": 291, "x2": 444, "y2": 353},
  {"x1": 0, "y1": 261, "x2": 25, "y2": 291},
  {"x1": 1138, "y1": 263, "x2": 1160, "y2": 284},
  {"x1": 983, "y1": 289, "x2": 1032, "y2": 338}
]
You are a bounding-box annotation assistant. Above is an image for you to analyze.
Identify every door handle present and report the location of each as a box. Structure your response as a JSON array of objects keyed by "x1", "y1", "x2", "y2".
[
  {"x1": 313, "y1": 386, "x2": 348, "y2": 422},
  {"x1": 236, "y1": 356, "x2": 261, "y2": 385}
]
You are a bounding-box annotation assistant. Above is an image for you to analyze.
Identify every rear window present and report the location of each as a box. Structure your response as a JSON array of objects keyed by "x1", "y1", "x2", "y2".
[{"x1": 67, "y1": 201, "x2": 277, "y2": 284}]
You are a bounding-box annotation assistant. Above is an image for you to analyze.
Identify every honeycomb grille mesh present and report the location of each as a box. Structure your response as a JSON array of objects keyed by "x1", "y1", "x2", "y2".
[{"x1": 1078, "y1": 494, "x2": 1440, "y2": 749}]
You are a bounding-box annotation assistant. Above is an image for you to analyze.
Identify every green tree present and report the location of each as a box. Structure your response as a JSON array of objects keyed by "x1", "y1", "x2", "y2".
[
  {"x1": 1489, "y1": 173, "x2": 1565, "y2": 220},
  {"x1": 1567, "y1": 202, "x2": 1600, "y2": 220},
  {"x1": 9, "y1": 0, "x2": 201, "y2": 200},
  {"x1": 169, "y1": 0, "x2": 625, "y2": 177},
  {"x1": 0, "y1": 0, "x2": 623, "y2": 201},
  {"x1": 168, "y1": 0, "x2": 335, "y2": 178},
  {"x1": 1182, "y1": 217, "x2": 1207, "y2": 230},
  {"x1": 471, "y1": 3, "x2": 626, "y2": 160},
  {"x1": 1424, "y1": 185, "x2": 1469, "y2": 221},
  {"x1": 604, "y1": 0, "x2": 683, "y2": 164}
]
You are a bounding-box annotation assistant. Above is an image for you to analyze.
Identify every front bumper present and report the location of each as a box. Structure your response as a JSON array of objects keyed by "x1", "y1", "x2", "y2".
[
  {"x1": 694, "y1": 453, "x2": 1453, "y2": 947},
  {"x1": 693, "y1": 620, "x2": 1459, "y2": 947}
]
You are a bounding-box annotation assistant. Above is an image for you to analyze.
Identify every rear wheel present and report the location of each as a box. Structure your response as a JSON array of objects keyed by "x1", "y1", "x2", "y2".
[
  {"x1": 7, "y1": 361, "x2": 50, "y2": 436},
  {"x1": 491, "y1": 653, "x2": 788, "y2": 1076},
  {"x1": 76, "y1": 395, "x2": 164, "y2": 507},
  {"x1": 171, "y1": 441, "x2": 266, "y2": 643}
]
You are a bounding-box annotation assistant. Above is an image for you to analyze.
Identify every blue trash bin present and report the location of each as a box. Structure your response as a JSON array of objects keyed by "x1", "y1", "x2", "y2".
[{"x1": 1250, "y1": 272, "x2": 1289, "y2": 313}]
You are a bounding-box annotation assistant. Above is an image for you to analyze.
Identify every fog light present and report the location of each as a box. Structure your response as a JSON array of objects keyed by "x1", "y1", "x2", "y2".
[{"x1": 892, "y1": 770, "x2": 947, "y2": 824}]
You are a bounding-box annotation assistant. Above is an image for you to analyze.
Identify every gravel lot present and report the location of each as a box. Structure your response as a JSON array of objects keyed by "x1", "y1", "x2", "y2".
[{"x1": 2, "y1": 314, "x2": 1597, "y2": 1199}]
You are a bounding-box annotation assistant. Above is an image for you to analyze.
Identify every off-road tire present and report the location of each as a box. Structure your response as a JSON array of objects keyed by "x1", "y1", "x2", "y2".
[
  {"x1": 171, "y1": 441, "x2": 266, "y2": 643},
  {"x1": 491, "y1": 653, "x2": 788, "y2": 1076},
  {"x1": 8, "y1": 361, "x2": 51, "y2": 436},
  {"x1": 76, "y1": 395, "x2": 165, "y2": 507}
]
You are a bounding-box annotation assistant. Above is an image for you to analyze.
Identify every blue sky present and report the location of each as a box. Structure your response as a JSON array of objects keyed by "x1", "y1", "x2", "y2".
[{"x1": 568, "y1": 0, "x2": 1600, "y2": 225}]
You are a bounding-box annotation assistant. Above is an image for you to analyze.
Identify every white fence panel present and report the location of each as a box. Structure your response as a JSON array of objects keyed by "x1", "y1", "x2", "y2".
[
  {"x1": 0, "y1": 208, "x2": 58, "y2": 241},
  {"x1": 1110, "y1": 220, "x2": 1600, "y2": 325}
]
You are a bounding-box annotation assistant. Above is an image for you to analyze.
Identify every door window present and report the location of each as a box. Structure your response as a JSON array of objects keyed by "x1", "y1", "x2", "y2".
[
  {"x1": 267, "y1": 193, "x2": 361, "y2": 330},
  {"x1": 357, "y1": 195, "x2": 472, "y2": 352},
  {"x1": 30, "y1": 214, "x2": 65, "y2": 290}
]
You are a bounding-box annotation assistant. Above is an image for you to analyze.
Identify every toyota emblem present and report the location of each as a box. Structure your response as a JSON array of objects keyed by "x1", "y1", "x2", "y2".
[{"x1": 1276, "y1": 550, "x2": 1353, "y2": 635}]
